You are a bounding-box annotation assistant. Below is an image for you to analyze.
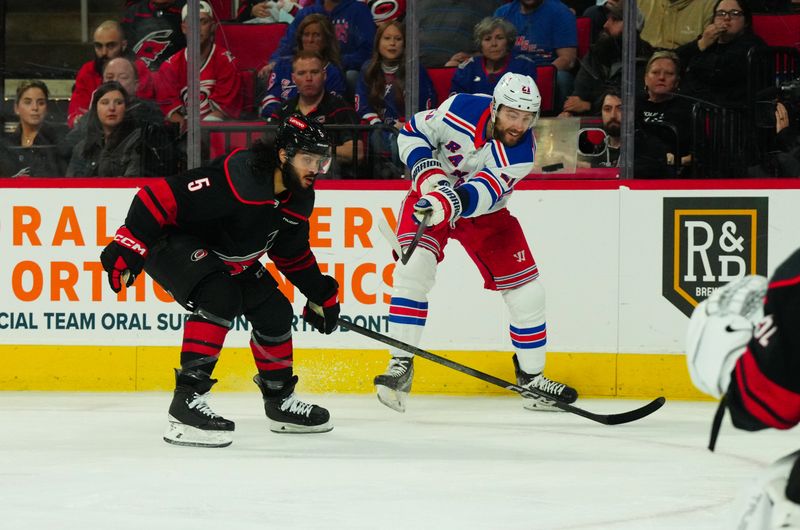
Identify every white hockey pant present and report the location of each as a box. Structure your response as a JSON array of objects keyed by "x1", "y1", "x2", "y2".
[
  {"x1": 387, "y1": 249, "x2": 438, "y2": 359},
  {"x1": 502, "y1": 279, "x2": 547, "y2": 374},
  {"x1": 733, "y1": 450, "x2": 800, "y2": 529}
]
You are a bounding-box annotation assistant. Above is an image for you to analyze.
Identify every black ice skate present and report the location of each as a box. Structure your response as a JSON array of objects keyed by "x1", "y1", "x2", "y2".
[
  {"x1": 373, "y1": 356, "x2": 414, "y2": 413},
  {"x1": 512, "y1": 354, "x2": 578, "y2": 411},
  {"x1": 254, "y1": 375, "x2": 332, "y2": 433},
  {"x1": 164, "y1": 369, "x2": 235, "y2": 448}
]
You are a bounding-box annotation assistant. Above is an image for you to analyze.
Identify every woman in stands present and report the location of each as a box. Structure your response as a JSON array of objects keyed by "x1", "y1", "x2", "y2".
[
  {"x1": 676, "y1": 0, "x2": 765, "y2": 109},
  {"x1": 0, "y1": 80, "x2": 66, "y2": 177},
  {"x1": 66, "y1": 81, "x2": 143, "y2": 177},
  {"x1": 636, "y1": 51, "x2": 694, "y2": 175},
  {"x1": 447, "y1": 17, "x2": 538, "y2": 98},
  {"x1": 355, "y1": 20, "x2": 436, "y2": 177},
  {"x1": 259, "y1": 13, "x2": 346, "y2": 118}
]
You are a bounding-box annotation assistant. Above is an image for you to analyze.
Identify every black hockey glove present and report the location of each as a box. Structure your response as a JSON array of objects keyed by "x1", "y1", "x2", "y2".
[
  {"x1": 302, "y1": 275, "x2": 340, "y2": 334},
  {"x1": 100, "y1": 226, "x2": 148, "y2": 293}
]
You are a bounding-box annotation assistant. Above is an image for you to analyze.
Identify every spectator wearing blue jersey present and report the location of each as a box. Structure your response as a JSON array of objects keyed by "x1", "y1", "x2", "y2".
[
  {"x1": 356, "y1": 20, "x2": 437, "y2": 177},
  {"x1": 493, "y1": 0, "x2": 577, "y2": 110},
  {"x1": 262, "y1": 0, "x2": 376, "y2": 95},
  {"x1": 449, "y1": 17, "x2": 538, "y2": 98},
  {"x1": 260, "y1": 14, "x2": 346, "y2": 118}
]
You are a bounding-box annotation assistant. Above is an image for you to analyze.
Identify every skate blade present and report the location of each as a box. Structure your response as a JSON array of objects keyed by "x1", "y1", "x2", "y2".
[
  {"x1": 163, "y1": 420, "x2": 233, "y2": 448},
  {"x1": 376, "y1": 384, "x2": 408, "y2": 413},
  {"x1": 269, "y1": 420, "x2": 333, "y2": 434}
]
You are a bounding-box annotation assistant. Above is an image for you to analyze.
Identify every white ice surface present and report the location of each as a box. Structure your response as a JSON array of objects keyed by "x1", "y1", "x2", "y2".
[{"x1": 1, "y1": 393, "x2": 796, "y2": 530}]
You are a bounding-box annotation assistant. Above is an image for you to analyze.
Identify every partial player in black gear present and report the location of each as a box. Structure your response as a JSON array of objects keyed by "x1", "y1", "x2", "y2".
[
  {"x1": 374, "y1": 357, "x2": 414, "y2": 412},
  {"x1": 254, "y1": 375, "x2": 332, "y2": 433},
  {"x1": 100, "y1": 114, "x2": 339, "y2": 447},
  {"x1": 164, "y1": 369, "x2": 235, "y2": 448},
  {"x1": 513, "y1": 354, "x2": 578, "y2": 410}
]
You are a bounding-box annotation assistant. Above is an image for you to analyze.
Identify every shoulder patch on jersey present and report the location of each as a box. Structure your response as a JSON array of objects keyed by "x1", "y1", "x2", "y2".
[
  {"x1": 458, "y1": 57, "x2": 475, "y2": 69},
  {"x1": 224, "y1": 149, "x2": 276, "y2": 205}
]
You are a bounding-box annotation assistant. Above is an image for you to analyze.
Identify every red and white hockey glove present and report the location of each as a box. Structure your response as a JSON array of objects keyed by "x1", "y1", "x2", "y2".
[
  {"x1": 302, "y1": 275, "x2": 340, "y2": 334},
  {"x1": 413, "y1": 184, "x2": 463, "y2": 228},
  {"x1": 100, "y1": 226, "x2": 148, "y2": 293},
  {"x1": 411, "y1": 158, "x2": 450, "y2": 195}
]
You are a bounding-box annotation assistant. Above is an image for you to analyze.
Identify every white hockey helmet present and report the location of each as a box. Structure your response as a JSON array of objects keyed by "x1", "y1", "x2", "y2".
[{"x1": 491, "y1": 72, "x2": 541, "y2": 129}]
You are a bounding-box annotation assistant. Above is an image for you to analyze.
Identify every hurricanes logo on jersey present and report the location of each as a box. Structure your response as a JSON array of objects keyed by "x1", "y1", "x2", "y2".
[
  {"x1": 662, "y1": 197, "x2": 769, "y2": 317},
  {"x1": 134, "y1": 29, "x2": 173, "y2": 68}
]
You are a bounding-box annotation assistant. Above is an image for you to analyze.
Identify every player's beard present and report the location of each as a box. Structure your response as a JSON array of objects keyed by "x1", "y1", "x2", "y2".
[
  {"x1": 493, "y1": 121, "x2": 525, "y2": 147},
  {"x1": 280, "y1": 159, "x2": 314, "y2": 199}
]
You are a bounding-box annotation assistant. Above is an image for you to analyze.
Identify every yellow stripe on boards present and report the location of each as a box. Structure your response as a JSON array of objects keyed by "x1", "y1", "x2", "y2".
[{"x1": 0, "y1": 346, "x2": 712, "y2": 400}]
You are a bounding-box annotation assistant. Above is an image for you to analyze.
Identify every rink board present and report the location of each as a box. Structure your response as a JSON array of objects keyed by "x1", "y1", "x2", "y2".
[{"x1": 1, "y1": 178, "x2": 798, "y2": 397}]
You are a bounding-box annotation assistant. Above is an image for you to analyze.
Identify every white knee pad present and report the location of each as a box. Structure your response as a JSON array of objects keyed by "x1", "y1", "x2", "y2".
[
  {"x1": 392, "y1": 248, "x2": 438, "y2": 298},
  {"x1": 388, "y1": 249, "x2": 438, "y2": 358},
  {"x1": 502, "y1": 280, "x2": 547, "y2": 374}
]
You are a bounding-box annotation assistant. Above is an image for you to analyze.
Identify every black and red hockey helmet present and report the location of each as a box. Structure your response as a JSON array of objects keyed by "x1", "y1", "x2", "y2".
[{"x1": 276, "y1": 114, "x2": 333, "y2": 160}]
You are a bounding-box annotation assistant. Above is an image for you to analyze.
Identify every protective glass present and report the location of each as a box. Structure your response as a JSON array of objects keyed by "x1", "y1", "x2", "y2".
[{"x1": 291, "y1": 151, "x2": 332, "y2": 174}]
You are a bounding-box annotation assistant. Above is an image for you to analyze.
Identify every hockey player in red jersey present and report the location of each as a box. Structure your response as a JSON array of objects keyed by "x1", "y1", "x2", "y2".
[
  {"x1": 100, "y1": 114, "x2": 340, "y2": 447},
  {"x1": 373, "y1": 72, "x2": 578, "y2": 412},
  {"x1": 686, "y1": 248, "x2": 800, "y2": 528}
]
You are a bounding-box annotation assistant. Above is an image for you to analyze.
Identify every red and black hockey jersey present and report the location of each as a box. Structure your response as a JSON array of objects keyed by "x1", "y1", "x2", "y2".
[
  {"x1": 123, "y1": 147, "x2": 332, "y2": 302},
  {"x1": 155, "y1": 43, "x2": 242, "y2": 119},
  {"x1": 727, "y1": 247, "x2": 800, "y2": 431},
  {"x1": 121, "y1": 1, "x2": 187, "y2": 71}
]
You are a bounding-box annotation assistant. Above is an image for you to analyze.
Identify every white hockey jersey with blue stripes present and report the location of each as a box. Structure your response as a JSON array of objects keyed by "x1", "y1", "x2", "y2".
[{"x1": 397, "y1": 93, "x2": 536, "y2": 218}]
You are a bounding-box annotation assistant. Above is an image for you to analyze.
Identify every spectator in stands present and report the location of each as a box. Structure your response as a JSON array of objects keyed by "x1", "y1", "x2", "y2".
[
  {"x1": 356, "y1": 20, "x2": 436, "y2": 177},
  {"x1": 448, "y1": 17, "x2": 538, "y2": 96},
  {"x1": 66, "y1": 82, "x2": 144, "y2": 177},
  {"x1": 265, "y1": 0, "x2": 376, "y2": 93},
  {"x1": 577, "y1": 86, "x2": 671, "y2": 176},
  {"x1": 271, "y1": 50, "x2": 364, "y2": 177},
  {"x1": 67, "y1": 20, "x2": 154, "y2": 128},
  {"x1": 420, "y1": 0, "x2": 505, "y2": 67},
  {"x1": 675, "y1": 0, "x2": 765, "y2": 109},
  {"x1": 493, "y1": 0, "x2": 577, "y2": 110},
  {"x1": 637, "y1": 0, "x2": 716, "y2": 50},
  {"x1": 561, "y1": 1, "x2": 652, "y2": 116},
  {"x1": 260, "y1": 14, "x2": 346, "y2": 117},
  {"x1": 357, "y1": 20, "x2": 436, "y2": 124},
  {"x1": 121, "y1": 0, "x2": 186, "y2": 71},
  {"x1": 156, "y1": 1, "x2": 242, "y2": 128},
  {"x1": 237, "y1": 0, "x2": 302, "y2": 23},
  {"x1": 104, "y1": 57, "x2": 165, "y2": 124},
  {"x1": 578, "y1": 87, "x2": 623, "y2": 168},
  {"x1": 748, "y1": 101, "x2": 800, "y2": 177},
  {"x1": 582, "y1": 0, "x2": 645, "y2": 42},
  {"x1": 637, "y1": 51, "x2": 693, "y2": 171},
  {"x1": 0, "y1": 80, "x2": 66, "y2": 177}
]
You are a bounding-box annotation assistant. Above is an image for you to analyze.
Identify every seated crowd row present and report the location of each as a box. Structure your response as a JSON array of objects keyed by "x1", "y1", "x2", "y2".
[{"x1": 1, "y1": 0, "x2": 797, "y2": 178}]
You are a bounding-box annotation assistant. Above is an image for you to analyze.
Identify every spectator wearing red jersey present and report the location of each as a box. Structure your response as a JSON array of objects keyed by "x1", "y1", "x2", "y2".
[
  {"x1": 155, "y1": 1, "x2": 242, "y2": 129},
  {"x1": 67, "y1": 20, "x2": 155, "y2": 128}
]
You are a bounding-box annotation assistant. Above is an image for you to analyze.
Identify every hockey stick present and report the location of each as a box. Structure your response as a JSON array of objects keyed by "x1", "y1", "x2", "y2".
[
  {"x1": 378, "y1": 213, "x2": 431, "y2": 266},
  {"x1": 338, "y1": 317, "x2": 665, "y2": 425}
]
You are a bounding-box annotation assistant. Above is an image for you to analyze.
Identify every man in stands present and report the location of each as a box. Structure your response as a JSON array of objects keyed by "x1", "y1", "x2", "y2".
[
  {"x1": 121, "y1": 0, "x2": 186, "y2": 71},
  {"x1": 493, "y1": 0, "x2": 577, "y2": 110},
  {"x1": 156, "y1": 1, "x2": 242, "y2": 128},
  {"x1": 67, "y1": 20, "x2": 154, "y2": 128},
  {"x1": 271, "y1": 50, "x2": 363, "y2": 177},
  {"x1": 264, "y1": 0, "x2": 376, "y2": 92},
  {"x1": 104, "y1": 57, "x2": 164, "y2": 125}
]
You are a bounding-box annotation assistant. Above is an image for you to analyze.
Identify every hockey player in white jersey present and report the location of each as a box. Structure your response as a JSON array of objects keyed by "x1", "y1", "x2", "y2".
[{"x1": 374, "y1": 72, "x2": 578, "y2": 412}]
